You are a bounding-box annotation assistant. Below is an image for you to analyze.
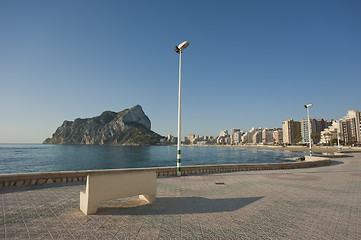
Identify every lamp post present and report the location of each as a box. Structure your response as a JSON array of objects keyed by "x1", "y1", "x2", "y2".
[
  {"x1": 336, "y1": 120, "x2": 341, "y2": 153},
  {"x1": 174, "y1": 41, "x2": 189, "y2": 177},
  {"x1": 304, "y1": 104, "x2": 313, "y2": 156}
]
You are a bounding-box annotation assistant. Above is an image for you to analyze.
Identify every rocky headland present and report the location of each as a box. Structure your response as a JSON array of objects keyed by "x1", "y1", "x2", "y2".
[{"x1": 43, "y1": 105, "x2": 163, "y2": 145}]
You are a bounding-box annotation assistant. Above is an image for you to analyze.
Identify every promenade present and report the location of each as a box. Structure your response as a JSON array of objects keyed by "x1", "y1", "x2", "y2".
[{"x1": 1, "y1": 153, "x2": 360, "y2": 239}]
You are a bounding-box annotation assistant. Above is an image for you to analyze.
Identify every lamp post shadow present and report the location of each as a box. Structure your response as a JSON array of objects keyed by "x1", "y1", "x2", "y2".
[{"x1": 97, "y1": 196, "x2": 263, "y2": 215}]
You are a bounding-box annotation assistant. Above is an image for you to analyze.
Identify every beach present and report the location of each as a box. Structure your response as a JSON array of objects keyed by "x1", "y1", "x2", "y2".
[{"x1": 212, "y1": 144, "x2": 361, "y2": 154}]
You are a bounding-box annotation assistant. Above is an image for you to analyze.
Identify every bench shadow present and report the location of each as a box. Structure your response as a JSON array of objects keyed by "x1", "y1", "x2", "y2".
[
  {"x1": 330, "y1": 160, "x2": 344, "y2": 166},
  {"x1": 0, "y1": 181, "x2": 85, "y2": 194},
  {"x1": 97, "y1": 196, "x2": 263, "y2": 215}
]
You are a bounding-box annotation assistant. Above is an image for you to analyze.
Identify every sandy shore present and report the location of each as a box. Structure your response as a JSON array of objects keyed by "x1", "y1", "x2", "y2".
[
  {"x1": 177, "y1": 143, "x2": 361, "y2": 154},
  {"x1": 225, "y1": 145, "x2": 361, "y2": 154}
]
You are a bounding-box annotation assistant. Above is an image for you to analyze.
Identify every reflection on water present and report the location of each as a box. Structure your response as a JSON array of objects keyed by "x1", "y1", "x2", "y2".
[{"x1": 0, "y1": 144, "x2": 302, "y2": 174}]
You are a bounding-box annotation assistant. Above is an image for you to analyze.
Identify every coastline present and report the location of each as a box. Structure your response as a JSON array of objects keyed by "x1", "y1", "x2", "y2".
[
  {"x1": 190, "y1": 144, "x2": 361, "y2": 154},
  {"x1": 238, "y1": 145, "x2": 361, "y2": 153}
]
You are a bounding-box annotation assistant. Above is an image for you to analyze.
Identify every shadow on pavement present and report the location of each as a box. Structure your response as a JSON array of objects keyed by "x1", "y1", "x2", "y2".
[
  {"x1": 0, "y1": 181, "x2": 84, "y2": 194},
  {"x1": 97, "y1": 196, "x2": 263, "y2": 215},
  {"x1": 330, "y1": 160, "x2": 344, "y2": 166}
]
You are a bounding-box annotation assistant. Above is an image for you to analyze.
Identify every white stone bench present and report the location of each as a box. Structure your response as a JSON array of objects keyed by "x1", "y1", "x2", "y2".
[{"x1": 80, "y1": 170, "x2": 156, "y2": 215}]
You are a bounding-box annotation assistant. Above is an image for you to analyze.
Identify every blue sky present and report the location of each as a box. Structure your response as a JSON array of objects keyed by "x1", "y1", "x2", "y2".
[{"x1": 1, "y1": 0, "x2": 360, "y2": 143}]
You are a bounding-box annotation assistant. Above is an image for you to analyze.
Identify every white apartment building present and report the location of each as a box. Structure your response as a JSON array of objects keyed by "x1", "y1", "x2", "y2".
[
  {"x1": 231, "y1": 130, "x2": 243, "y2": 145},
  {"x1": 241, "y1": 132, "x2": 251, "y2": 144},
  {"x1": 243, "y1": 128, "x2": 261, "y2": 144},
  {"x1": 273, "y1": 130, "x2": 283, "y2": 144},
  {"x1": 345, "y1": 110, "x2": 361, "y2": 142},
  {"x1": 262, "y1": 128, "x2": 274, "y2": 144},
  {"x1": 320, "y1": 121, "x2": 338, "y2": 144},
  {"x1": 219, "y1": 130, "x2": 229, "y2": 137},
  {"x1": 217, "y1": 135, "x2": 231, "y2": 144},
  {"x1": 320, "y1": 110, "x2": 361, "y2": 145},
  {"x1": 252, "y1": 131, "x2": 262, "y2": 144}
]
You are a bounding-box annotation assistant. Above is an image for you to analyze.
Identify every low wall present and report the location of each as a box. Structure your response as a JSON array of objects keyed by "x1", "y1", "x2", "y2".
[{"x1": 0, "y1": 159, "x2": 331, "y2": 189}]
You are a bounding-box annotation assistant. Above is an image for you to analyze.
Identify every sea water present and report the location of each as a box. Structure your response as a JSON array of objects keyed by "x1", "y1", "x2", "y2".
[{"x1": 0, "y1": 144, "x2": 302, "y2": 174}]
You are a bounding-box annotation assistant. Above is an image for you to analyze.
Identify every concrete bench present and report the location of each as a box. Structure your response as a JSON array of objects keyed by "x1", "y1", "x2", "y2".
[{"x1": 80, "y1": 170, "x2": 156, "y2": 215}]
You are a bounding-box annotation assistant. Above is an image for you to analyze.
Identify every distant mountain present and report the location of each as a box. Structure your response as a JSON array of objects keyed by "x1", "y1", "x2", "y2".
[{"x1": 43, "y1": 105, "x2": 163, "y2": 145}]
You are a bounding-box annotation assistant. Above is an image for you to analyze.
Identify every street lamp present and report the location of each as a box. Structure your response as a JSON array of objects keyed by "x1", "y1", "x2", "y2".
[
  {"x1": 174, "y1": 41, "x2": 189, "y2": 177},
  {"x1": 336, "y1": 120, "x2": 341, "y2": 153},
  {"x1": 304, "y1": 104, "x2": 313, "y2": 156}
]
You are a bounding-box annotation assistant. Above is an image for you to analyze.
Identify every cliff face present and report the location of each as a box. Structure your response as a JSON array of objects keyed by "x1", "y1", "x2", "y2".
[{"x1": 43, "y1": 105, "x2": 162, "y2": 145}]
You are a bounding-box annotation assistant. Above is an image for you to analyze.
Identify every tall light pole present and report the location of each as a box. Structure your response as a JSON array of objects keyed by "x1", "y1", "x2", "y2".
[
  {"x1": 174, "y1": 41, "x2": 189, "y2": 177},
  {"x1": 336, "y1": 120, "x2": 341, "y2": 153},
  {"x1": 304, "y1": 104, "x2": 313, "y2": 156}
]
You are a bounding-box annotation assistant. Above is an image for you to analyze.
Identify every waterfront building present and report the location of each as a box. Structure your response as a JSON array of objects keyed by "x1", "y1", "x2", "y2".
[
  {"x1": 273, "y1": 130, "x2": 283, "y2": 144},
  {"x1": 240, "y1": 128, "x2": 261, "y2": 144},
  {"x1": 231, "y1": 128, "x2": 240, "y2": 135},
  {"x1": 253, "y1": 131, "x2": 262, "y2": 144},
  {"x1": 207, "y1": 137, "x2": 217, "y2": 144},
  {"x1": 241, "y1": 132, "x2": 250, "y2": 144},
  {"x1": 345, "y1": 110, "x2": 361, "y2": 142},
  {"x1": 320, "y1": 121, "x2": 338, "y2": 145},
  {"x1": 188, "y1": 134, "x2": 195, "y2": 143},
  {"x1": 219, "y1": 130, "x2": 229, "y2": 137},
  {"x1": 241, "y1": 128, "x2": 257, "y2": 144},
  {"x1": 301, "y1": 118, "x2": 317, "y2": 144},
  {"x1": 320, "y1": 110, "x2": 361, "y2": 145},
  {"x1": 231, "y1": 129, "x2": 244, "y2": 145},
  {"x1": 282, "y1": 119, "x2": 301, "y2": 144},
  {"x1": 217, "y1": 135, "x2": 231, "y2": 144},
  {"x1": 325, "y1": 120, "x2": 334, "y2": 129},
  {"x1": 339, "y1": 119, "x2": 354, "y2": 144},
  {"x1": 166, "y1": 134, "x2": 178, "y2": 144},
  {"x1": 196, "y1": 141, "x2": 207, "y2": 145},
  {"x1": 339, "y1": 110, "x2": 361, "y2": 144},
  {"x1": 187, "y1": 134, "x2": 202, "y2": 144},
  {"x1": 182, "y1": 137, "x2": 190, "y2": 144},
  {"x1": 316, "y1": 118, "x2": 328, "y2": 132},
  {"x1": 262, "y1": 128, "x2": 274, "y2": 144},
  {"x1": 217, "y1": 130, "x2": 230, "y2": 145}
]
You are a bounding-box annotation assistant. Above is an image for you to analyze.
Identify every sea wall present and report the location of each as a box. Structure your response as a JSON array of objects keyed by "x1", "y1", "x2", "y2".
[{"x1": 0, "y1": 158, "x2": 331, "y2": 189}]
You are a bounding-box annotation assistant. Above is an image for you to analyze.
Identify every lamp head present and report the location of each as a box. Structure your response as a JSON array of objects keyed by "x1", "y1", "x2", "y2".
[
  {"x1": 178, "y1": 41, "x2": 189, "y2": 51},
  {"x1": 304, "y1": 104, "x2": 313, "y2": 108},
  {"x1": 174, "y1": 46, "x2": 180, "y2": 54}
]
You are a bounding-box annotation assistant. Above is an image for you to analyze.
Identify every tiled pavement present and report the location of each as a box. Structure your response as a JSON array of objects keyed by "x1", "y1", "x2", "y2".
[{"x1": 1, "y1": 153, "x2": 361, "y2": 239}]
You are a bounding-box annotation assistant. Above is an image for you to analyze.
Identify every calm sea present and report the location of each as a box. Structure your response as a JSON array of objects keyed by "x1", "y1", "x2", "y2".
[{"x1": 0, "y1": 144, "x2": 302, "y2": 174}]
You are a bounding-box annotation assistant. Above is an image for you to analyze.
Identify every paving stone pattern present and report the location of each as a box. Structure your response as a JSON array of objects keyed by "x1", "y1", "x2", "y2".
[{"x1": 1, "y1": 153, "x2": 361, "y2": 239}]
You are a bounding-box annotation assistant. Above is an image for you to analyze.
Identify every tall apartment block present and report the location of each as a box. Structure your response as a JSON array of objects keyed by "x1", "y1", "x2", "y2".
[
  {"x1": 262, "y1": 128, "x2": 274, "y2": 144},
  {"x1": 282, "y1": 119, "x2": 301, "y2": 144},
  {"x1": 301, "y1": 118, "x2": 317, "y2": 144},
  {"x1": 320, "y1": 110, "x2": 361, "y2": 145},
  {"x1": 273, "y1": 130, "x2": 283, "y2": 144},
  {"x1": 301, "y1": 118, "x2": 325, "y2": 144},
  {"x1": 340, "y1": 110, "x2": 361, "y2": 143}
]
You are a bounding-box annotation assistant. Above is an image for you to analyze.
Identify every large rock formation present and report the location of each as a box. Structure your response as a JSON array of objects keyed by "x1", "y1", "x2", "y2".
[{"x1": 43, "y1": 105, "x2": 163, "y2": 145}]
